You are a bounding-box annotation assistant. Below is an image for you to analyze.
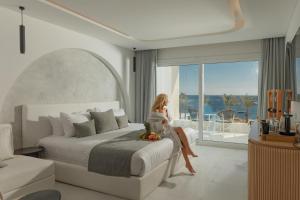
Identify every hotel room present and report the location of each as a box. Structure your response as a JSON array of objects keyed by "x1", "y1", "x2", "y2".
[{"x1": 0, "y1": 0, "x2": 300, "y2": 200}]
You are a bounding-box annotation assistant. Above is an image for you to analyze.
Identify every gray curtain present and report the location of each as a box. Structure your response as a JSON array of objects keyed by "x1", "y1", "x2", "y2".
[
  {"x1": 135, "y1": 50, "x2": 157, "y2": 123},
  {"x1": 258, "y1": 37, "x2": 297, "y2": 119},
  {"x1": 285, "y1": 39, "x2": 297, "y2": 100},
  {"x1": 258, "y1": 37, "x2": 285, "y2": 119}
]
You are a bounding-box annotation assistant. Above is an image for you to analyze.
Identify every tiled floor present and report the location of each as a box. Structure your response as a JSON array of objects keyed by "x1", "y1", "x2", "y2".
[
  {"x1": 203, "y1": 131, "x2": 249, "y2": 144},
  {"x1": 54, "y1": 146, "x2": 248, "y2": 200}
]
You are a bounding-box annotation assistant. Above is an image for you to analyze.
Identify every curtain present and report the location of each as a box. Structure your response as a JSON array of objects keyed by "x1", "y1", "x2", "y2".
[
  {"x1": 135, "y1": 50, "x2": 157, "y2": 123},
  {"x1": 258, "y1": 37, "x2": 285, "y2": 119},
  {"x1": 285, "y1": 39, "x2": 297, "y2": 100},
  {"x1": 258, "y1": 37, "x2": 297, "y2": 119}
]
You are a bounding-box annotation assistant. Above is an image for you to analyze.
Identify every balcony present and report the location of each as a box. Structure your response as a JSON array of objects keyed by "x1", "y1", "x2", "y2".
[{"x1": 172, "y1": 115, "x2": 251, "y2": 144}]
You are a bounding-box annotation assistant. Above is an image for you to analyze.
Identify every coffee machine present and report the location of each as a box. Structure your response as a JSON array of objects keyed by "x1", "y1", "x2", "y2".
[{"x1": 279, "y1": 112, "x2": 295, "y2": 136}]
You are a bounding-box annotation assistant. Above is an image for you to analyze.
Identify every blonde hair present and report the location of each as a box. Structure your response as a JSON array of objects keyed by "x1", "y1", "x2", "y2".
[{"x1": 151, "y1": 93, "x2": 168, "y2": 112}]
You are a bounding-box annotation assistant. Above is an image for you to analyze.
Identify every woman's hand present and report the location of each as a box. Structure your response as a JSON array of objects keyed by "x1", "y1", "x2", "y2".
[
  {"x1": 162, "y1": 119, "x2": 168, "y2": 125},
  {"x1": 162, "y1": 106, "x2": 168, "y2": 116}
]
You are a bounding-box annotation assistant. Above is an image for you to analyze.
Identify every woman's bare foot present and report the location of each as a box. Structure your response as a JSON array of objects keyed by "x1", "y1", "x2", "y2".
[
  {"x1": 190, "y1": 152, "x2": 198, "y2": 157},
  {"x1": 187, "y1": 149, "x2": 198, "y2": 157},
  {"x1": 186, "y1": 164, "x2": 196, "y2": 174}
]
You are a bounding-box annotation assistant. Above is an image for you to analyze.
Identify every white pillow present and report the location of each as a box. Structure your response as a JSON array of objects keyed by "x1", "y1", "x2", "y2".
[
  {"x1": 87, "y1": 107, "x2": 101, "y2": 112},
  {"x1": 113, "y1": 109, "x2": 126, "y2": 117},
  {"x1": 48, "y1": 116, "x2": 64, "y2": 136},
  {"x1": 0, "y1": 124, "x2": 14, "y2": 161},
  {"x1": 87, "y1": 108, "x2": 125, "y2": 117},
  {"x1": 60, "y1": 112, "x2": 89, "y2": 137},
  {"x1": 72, "y1": 111, "x2": 91, "y2": 120}
]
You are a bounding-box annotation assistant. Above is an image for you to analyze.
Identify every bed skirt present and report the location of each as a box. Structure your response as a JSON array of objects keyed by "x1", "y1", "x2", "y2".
[{"x1": 54, "y1": 142, "x2": 197, "y2": 200}]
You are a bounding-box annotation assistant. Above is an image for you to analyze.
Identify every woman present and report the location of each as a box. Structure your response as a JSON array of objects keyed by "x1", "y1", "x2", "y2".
[{"x1": 148, "y1": 93, "x2": 197, "y2": 174}]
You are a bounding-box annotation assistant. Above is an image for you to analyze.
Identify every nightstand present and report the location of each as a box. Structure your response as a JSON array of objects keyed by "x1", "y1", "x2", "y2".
[{"x1": 14, "y1": 146, "x2": 45, "y2": 158}]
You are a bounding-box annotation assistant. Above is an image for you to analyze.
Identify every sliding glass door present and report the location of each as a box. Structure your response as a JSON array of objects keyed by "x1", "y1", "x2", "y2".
[
  {"x1": 203, "y1": 61, "x2": 258, "y2": 144},
  {"x1": 156, "y1": 61, "x2": 259, "y2": 144},
  {"x1": 156, "y1": 64, "x2": 199, "y2": 133}
]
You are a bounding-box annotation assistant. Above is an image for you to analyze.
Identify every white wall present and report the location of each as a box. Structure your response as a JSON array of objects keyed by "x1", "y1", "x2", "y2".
[
  {"x1": 156, "y1": 66, "x2": 179, "y2": 119},
  {"x1": 0, "y1": 7, "x2": 134, "y2": 122},
  {"x1": 286, "y1": 0, "x2": 300, "y2": 43}
]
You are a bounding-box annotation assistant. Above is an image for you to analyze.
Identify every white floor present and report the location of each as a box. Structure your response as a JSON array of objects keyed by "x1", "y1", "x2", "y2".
[
  {"x1": 54, "y1": 146, "x2": 248, "y2": 200},
  {"x1": 203, "y1": 131, "x2": 249, "y2": 144}
]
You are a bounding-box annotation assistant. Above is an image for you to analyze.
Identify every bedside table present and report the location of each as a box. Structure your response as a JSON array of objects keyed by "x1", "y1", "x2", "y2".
[{"x1": 14, "y1": 146, "x2": 45, "y2": 158}]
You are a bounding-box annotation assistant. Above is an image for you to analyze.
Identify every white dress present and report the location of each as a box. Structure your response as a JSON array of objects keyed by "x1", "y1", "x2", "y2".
[{"x1": 147, "y1": 112, "x2": 182, "y2": 154}]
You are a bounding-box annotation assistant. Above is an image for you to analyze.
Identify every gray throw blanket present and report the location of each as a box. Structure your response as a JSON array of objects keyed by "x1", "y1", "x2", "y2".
[{"x1": 88, "y1": 130, "x2": 151, "y2": 177}]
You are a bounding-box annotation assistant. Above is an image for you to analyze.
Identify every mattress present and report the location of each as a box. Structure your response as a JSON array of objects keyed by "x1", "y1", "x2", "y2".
[{"x1": 39, "y1": 123, "x2": 175, "y2": 176}]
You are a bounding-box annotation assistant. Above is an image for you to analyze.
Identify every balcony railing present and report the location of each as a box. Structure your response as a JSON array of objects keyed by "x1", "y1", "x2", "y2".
[{"x1": 172, "y1": 114, "x2": 251, "y2": 144}]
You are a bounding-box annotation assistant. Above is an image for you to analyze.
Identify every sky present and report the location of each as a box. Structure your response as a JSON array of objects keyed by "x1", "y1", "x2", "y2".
[{"x1": 179, "y1": 61, "x2": 259, "y2": 95}]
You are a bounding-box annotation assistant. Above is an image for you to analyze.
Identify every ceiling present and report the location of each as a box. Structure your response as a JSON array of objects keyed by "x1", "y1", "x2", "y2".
[{"x1": 0, "y1": 0, "x2": 298, "y2": 50}]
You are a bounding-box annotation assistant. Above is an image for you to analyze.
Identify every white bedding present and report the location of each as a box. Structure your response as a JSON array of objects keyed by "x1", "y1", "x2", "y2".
[
  {"x1": 39, "y1": 123, "x2": 174, "y2": 176},
  {"x1": 39, "y1": 123, "x2": 199, "y2": 177}
]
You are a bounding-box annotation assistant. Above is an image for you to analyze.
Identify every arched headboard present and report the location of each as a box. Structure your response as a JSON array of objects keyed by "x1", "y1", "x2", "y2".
[
  {"x1": 21, "y1": 101, "x2": 120, "y2": 148},
  {"x1": 1, "y1": 48, "x2": 130, "y2": 149}
]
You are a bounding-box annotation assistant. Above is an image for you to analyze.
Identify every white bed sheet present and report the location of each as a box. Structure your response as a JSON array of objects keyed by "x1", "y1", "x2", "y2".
[{"x1": 38, "y1": 123, "x2": 174, "y2": 176}]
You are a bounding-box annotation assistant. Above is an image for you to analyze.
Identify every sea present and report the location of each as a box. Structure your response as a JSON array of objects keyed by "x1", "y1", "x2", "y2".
[{"x1": 183, "y1": 95, "x2": 258, "y2": 121}]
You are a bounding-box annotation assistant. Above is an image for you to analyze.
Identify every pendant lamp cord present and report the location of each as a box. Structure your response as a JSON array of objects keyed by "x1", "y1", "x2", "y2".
[{"x1": 19, "y1": 6, "x2": 24, "y2": 25}]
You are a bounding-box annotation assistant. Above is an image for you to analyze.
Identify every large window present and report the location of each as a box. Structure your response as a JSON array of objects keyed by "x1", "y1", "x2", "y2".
[
  {"x1": 156, "y1": 65, "x2": 199, "y2": 131},
  {"x1": 203, "y1": 61, "x2": 258, "y2": 144},
  {"x1": 156, "y1": 61, "x2": 259, "y2": 144}
]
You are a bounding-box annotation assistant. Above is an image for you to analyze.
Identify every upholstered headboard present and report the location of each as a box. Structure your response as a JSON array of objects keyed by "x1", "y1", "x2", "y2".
[{"x1": 21, "y1": 101, "x2": 120, "y2": 147}]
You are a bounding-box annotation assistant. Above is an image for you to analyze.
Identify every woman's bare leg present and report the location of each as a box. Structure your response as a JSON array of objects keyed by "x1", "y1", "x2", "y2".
[
  {"x1": 174, "y1": 127, "x2": 198, "y2": 157},
  {"x1": 174, "y1": 127, "x2": 197, "y2": 174},
  {"x1": 182, "y1": 147, "x2": 196, "y2": 174}
]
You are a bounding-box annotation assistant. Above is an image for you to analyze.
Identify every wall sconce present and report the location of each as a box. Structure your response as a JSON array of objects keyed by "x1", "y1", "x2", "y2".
[{"x1": 19, "y1": 6, "x2": 25, "y2": 54}]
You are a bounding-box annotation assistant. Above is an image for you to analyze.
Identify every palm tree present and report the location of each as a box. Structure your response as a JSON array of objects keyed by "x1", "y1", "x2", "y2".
[
  {"x1": 223, "y1": 94, "x2": 239, "y2": 110},
  {"x1": 179, "y1": 92, "x2": 189, "y2": 119},
  {"x1": 204, "y1": 95, "x2": 211, "y2": 106},
  {"x1": 241, "y1": 95, "x2": 256, "y2": 123}
]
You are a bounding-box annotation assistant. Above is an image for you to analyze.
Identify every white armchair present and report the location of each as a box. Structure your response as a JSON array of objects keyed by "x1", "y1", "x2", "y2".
[
  {"x1": 0, "y1": 124, "x2": 14, "y2": 162},
  {"x1": 0, "y1": 124, "x2": 55, "y2": 200}
]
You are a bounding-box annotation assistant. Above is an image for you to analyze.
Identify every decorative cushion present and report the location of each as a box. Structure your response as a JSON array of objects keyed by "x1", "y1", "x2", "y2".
[
  {"x1": 90, "y1": 109, "x2": 119, "y2": 134},
  {"x1": 116, "y1": 115, "x2": 129, "y2": 129},
  {"x1": 73, "y1": 120, "x2": 96, "y2": 138},
  {"x1": 0, "y1": 124, "x2": 14, "y2": 161},
  {"x1": 60, "y1": 113, "x2": 89, "y2": 137},
  {"x1": 48, "y1": 116, "x2": 64, "y2": 136},
  {"x1": 88, "y1": 108, "x2": 125, "y2": 117}
]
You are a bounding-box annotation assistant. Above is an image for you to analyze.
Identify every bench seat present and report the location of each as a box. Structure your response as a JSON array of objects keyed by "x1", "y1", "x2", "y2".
[{"x1": 0, "y1": 155, "x2": 54, "y2": 200}]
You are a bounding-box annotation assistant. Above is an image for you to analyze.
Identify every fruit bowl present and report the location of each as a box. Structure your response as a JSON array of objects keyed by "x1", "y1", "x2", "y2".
[{"x1": 139, "y1": 132, "x2": 161, "y2": 141}]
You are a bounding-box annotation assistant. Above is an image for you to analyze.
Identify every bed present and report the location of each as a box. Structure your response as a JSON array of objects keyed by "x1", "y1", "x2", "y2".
[{"x1": 20, "y1": 101, "x2": 198, "y2": 200}]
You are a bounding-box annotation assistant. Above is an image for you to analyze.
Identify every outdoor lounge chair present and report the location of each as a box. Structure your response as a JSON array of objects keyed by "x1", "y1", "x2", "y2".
[{"x1": 217, "y1": 109, "x2": 236, "y2": 123}]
